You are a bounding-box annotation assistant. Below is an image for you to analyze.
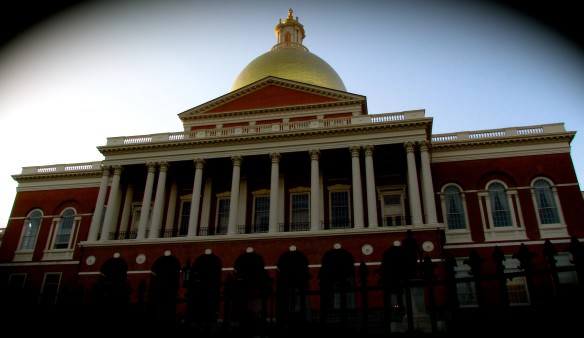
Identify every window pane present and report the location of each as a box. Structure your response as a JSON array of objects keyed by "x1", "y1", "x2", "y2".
[
  {"x1": 444, "y1": 186, "x2": 466, "y2": 230},
  {"x1": 20, "y1": 210, "x2": 42, "y2": 250},
  {"x1": 179, "y1": 201, "x2": 191, "y2": 236},
  {"x1": 534, "y1": 179, "x2": 560, "y2": 224},
  {"x1": 216, "y1": 198, "x2": 230, "y2": 234},
  {"x1": 254, "y1": 196, "x2": 270, "y2": 232},
  {"x1": 488, "y1": 183, "x2": 512, "y2": 227},
  {"x1": 55, "y1": 209, "x2": 75, "y2": 249},
  {"x1": 330, "y1": 191, "x2": 350, "y2": 228},
  {"x1": 291, "y1": 193, "x2": 309, "y2": 231}
]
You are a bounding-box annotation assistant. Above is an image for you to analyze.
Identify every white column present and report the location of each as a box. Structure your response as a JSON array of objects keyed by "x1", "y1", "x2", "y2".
[
  {"x1": 88, "y1": 165, "x2": 110, "y2": 242},
  {"x1": 228, "y1": 156, "x2": 242, "y2": 235},
  {"x1": 188, "y1": 159, "x2": 205, "y2": 236},
  {"x1": 350, "y1": 146, "x2": 365, "y2": 228},
  {"x1": 310, "y1": 149, "x2": 320, "y2": 231},
  {"x1": 137, "y1": 162, "x2": 156, "y2": 239},
  {"x1": 419, "y1": 141, "x2": 437, "y2": 224},
  {"x1": 364, "y1": 145, "x2": 379, "y2": 227},
  {"x1": 269, "y1": 153, "x2": 280, "y2": 233},
  {"x1": 119, "y1": 184, "x2": 134, "y2": 239},
  {"x1": 405, "y1": 142, "x2": 423, "y2": 225},
  {"x1": 164, "y1": 180, "x2": 178, "y2": 235},
  {"x1": 149, "y1": 162, "x2": 168, "y2": 239},
  {"x1": 101, "y1": 165, "x2": 123, "y2": 241}
]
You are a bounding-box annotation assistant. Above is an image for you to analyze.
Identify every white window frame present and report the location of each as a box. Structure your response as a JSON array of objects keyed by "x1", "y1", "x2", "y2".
[
  {"x1": 454, "y1": 259, "x2": 478, "y2": 307},
  {"x1": 328, "y1": 184, "x2": 352, "y2": 229},
  {"x1": 215, "y1": 192, "x2": 231, "y2": 235},
  {"x1": 289, "y1": 188, "x2": 310, "y2": 231},
  {"x1": 40, "y1": 272, "x2": 62, "y2": 305},
  {"x1": 504, "y1": 257, "x2": 531, "y2": 306},
  {"x1": 478, "y1": 180, "x2": 527, "y2": 241},
  {"x1": 440, "y1": 184, "x2": 471, "y2": 244},
  {"x1": 252, "y1": 189, "x2": 270, "y2": 233},
  {"x1": 530, "y1": 177, "x2": 568, "y2": 238},
  {"x1": 377, "y1": 186, "x2": 406, "y2": 227},
  {"x1": 42, "y1": 208, "x2": 80, "y2": 260},
  {"x1": 177, "y1": 195, "x2": 192, "y2": 237},
  {"x1": 14, "y1": 209, "x2": 43, "y2": 262}
]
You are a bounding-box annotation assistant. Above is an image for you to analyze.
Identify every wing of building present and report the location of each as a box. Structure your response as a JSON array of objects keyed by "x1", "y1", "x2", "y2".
[{"x1": 1, "y1": 9, "x2": 583, "y2": 335}]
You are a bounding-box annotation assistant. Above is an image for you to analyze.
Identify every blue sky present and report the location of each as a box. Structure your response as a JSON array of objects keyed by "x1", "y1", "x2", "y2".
[{"x1": 1, "y1": 0, "x2": 583, "y2": 228}]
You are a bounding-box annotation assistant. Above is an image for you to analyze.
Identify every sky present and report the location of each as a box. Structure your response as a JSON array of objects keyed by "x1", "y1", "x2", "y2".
[{"x1": 1, "y1": 0, "x2": 583, "y2": 229}]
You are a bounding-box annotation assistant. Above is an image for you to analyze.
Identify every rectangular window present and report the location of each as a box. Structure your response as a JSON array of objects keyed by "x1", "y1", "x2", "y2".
[
  {"x1": 290, "y1": 193, "x2": 310, "y2": 231},
  {"x1": 8, "y1": 273, "x2": 26, "y2": 290},
  {"x1": 253, "y1": 196, "x2": 270, "y2": 233},
  {"x1": 40, "y1": 272, "x2": 61, "y2": 305},
  {"x1": 381, "y1": 192, "x2": 404, "y2": 226},
  {"x1": 216, "y1": 198, "x2": 230, "y2": 235},
  {"x1": 454, "y1": 260, "x2": 478, "y2": 307},
  {"x1": 178, "y1": 201, "x2": 191, "y2": 236},
  {"x1": 330, "y1": 191, "x2": 350, "y2": 228}
]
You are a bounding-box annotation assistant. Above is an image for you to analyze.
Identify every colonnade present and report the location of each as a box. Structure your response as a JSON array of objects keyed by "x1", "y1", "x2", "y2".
[{"x1": 87, "y1": 142, "x2": 437, "y2": 242}]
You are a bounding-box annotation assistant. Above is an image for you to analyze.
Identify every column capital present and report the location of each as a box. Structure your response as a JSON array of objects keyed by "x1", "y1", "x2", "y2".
[
  {"x1": 146, "y1": 162, "x2": 157, "y2": 172},
  {"x1": 364, "y1": 145, "x2": 374, "y2": 156},
  {"x1": 418, "y1": 140, "x2": 431, "y2": 152},
  {"x1": 194, "y1": 158, "x2": 206, "y2": 169},
  {"x1": 158, "y1": 161, "x2": 169, "y2": 172},
  {"x1": 309, "y1": 149, "x2": 320, "y2": 160},
  {"x1": 270, "y1": 152, "x2": 281, "y2": 163},
  {"x1": 112, "y1": 165, "x2": 123, "y2": 175},
  {"x1": 404, "y1": 142, "x2": 416, "y2": 153},
  {"x1": 231, "y1": 155, "x2": 243, "y2": 166},
  {"x1": 349, "y1": 145, "x2": 361, "y2": 157},
  {"x1": 100, "y1": 165, "x2": 111, "y2": 176}
]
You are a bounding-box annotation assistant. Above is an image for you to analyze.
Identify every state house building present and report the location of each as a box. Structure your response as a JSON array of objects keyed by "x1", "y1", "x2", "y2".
[{"x1": 1, "y1": 10, "x2": 583, "y2": 335}]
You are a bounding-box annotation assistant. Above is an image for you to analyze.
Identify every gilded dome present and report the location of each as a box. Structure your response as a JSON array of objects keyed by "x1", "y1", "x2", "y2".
[{"x1": 230, "y1": 9, "x2": 346, "y2": 92}]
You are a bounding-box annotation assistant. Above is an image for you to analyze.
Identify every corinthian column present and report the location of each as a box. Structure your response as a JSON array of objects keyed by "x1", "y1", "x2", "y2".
[
  {"x1": 405, "y1": 142, "x2": 423, "y2": 225},
  {"x1": 101, "y1": 165, "x2": 123, "y2": 241},
  {"x1": 419, "y1": 142, "x2": 437, "y2": 224},
  {"x1": 88, "y1": 165, "x2": 110, "y2": 242},
  {"x1": 149, "y1": 162, "x2": 168, "y2": 239},
  {"x1": 228, "y1": 156, "x2": 242, "y2": 235},
  {"x1": 269, "y1": 153, "x2": 280, "y2": 233},
  {"x1": 188, "y1": 159, "x2": 205, "y2": 236},
  {"x1": 309, "y1": 149, "x2": 320, "y2": 231},
  {"x1": 137, "y1": 162, "x2": 156, "y2": 239},
  {"x1": 350, "y1": 146, "x2": 364, "y2": 228},
  {"x1": 364, "y1": 145, "x2": 378, "y2": 227}
]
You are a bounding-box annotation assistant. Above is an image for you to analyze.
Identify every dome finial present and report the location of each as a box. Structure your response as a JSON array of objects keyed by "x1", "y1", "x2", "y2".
[{"x1": 288, "y1": 8, "x2": 293, "y2": 20}]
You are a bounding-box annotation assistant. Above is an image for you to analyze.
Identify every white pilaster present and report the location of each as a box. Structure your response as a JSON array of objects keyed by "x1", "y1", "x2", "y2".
[
  {"x1": 101, "y1": 165, "x2": 123, "y2": 241},
  {"x1": 88, "y1": 165, "x2": 110, "y2": 242},
  {"x1": 269, "y1": 153, "x2": 280, "y2": 233},
  {"x1": 364, "y1": 145, "x2": 379, "y2": 227},
  {"x1": 350, "y1": 146, "x2": 364, "y2": 228},
  {"x1": 164, "y1": 180, "x2": 178, "y2": 236},
  {"x1": 188, "y1": 159, "x2": 205, "y2": 236},
  {"x1": 310, "y1": 149, "x2": 320, "y2": 231},
  {"x1": 137, "y1": 162, "x2": 156, "y2": 240},
  {"x1": 405, "y1": 142, "x2": 423, "y2": 225},
  {"x1": 228, "y1": 156, "x2": 242, "y2": 235},
  {"x1": 149, "y1": 162, "x2": 168, "y2": 239},
  {"x1": 419, "y1": 142, "x2": 437, "y2": 224}
]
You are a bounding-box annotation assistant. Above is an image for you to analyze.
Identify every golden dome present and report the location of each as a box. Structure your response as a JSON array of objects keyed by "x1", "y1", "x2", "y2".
[{"x1": 230, "y1": 9, "x2": 346, "y2": 92}]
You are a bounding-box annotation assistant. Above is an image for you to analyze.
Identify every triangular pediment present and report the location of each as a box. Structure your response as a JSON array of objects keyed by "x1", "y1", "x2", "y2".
[{"x1": 179, "y1": 76, "x2": 366, "y2": 120}]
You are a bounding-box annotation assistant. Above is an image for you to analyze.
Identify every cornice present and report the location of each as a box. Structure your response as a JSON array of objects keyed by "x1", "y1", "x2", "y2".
[
  {"x1": 431, "y1": 132, "x2": 574, "y2": 152},
  {"x1": 12, "y1": 170, "x2": 102, "y2": 183},
  {"x1": 98, "y1": 119, "x2": 432, "y2": 155}
]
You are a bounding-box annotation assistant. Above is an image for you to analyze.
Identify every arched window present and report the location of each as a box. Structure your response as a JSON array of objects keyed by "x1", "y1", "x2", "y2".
[
  {"x1": 19, "y1": 209, "x2": 42, "y2": 251},
  {"x1": 488, "y1": 182, "x2": 512, "y2": 227},
  {"x1": 532, "y1": 178, "x2": 560, "y2": 224},
  {"x1": 53, "y1": 208, "x2": 76, "y2": 249},
  {"x1": 443, "y1": 185, "x2": 466, "y2": 230}
]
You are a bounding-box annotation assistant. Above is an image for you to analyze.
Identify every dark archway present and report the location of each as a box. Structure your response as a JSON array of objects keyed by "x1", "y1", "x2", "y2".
[
  {"x1": 186, "y1": 253, "x2": 222, "y2": 324},
  {"x1": 276, "y1": 249, "x2": 310, "y2": 324},
  {"x1": 149, "y1": 255, "x2": 181, "y2": 325},
  {"x1": 228, "y1": 252, "x2": 271, "y2": 330},
  {"x1": 88, "y1": 257, "x2": 130, "y2": 329},
  {"x1": 319, "y1": 247, "x2": 355, "y2": 323}
]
